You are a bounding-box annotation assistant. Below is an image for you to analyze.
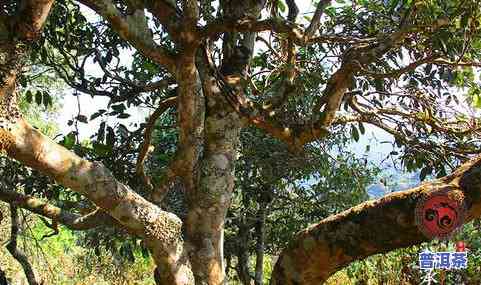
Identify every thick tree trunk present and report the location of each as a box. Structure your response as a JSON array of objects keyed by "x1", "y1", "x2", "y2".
[
  {"x1": 184, "y1": 93, "x2": 241, "y2": 284},
  {"x1": 271, "y1": 155, "x2": 481, "y2": 284}
]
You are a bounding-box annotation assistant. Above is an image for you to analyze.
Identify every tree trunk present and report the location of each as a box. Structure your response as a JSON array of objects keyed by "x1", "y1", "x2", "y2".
[
  {"x1": 237, "y1": 222, "x2": 252, "y2": 285},
  {"x1": 271, "y1": 156, "x2": 481, "y2": 284},
  {"x1": 7, "y1": 206, "x2": 41, "y2": 285},
  {"x1": 184, "y1": 92, "x2": 241, "y2": 284},
  {"x1": 254, "y1": 204, "x2": 267, "y2": 285}
]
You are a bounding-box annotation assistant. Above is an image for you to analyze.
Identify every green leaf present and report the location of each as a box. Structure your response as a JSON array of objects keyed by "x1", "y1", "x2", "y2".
[
  {"x1": 25, "y1": 90, "x2": 32, "y2": 103},
  {"x1": 419, "y1": 166, "x2": 432, "y2": 181},
  {"x1": 106, "y1": 126, "x2": 115, "y2": 146},
  {"x1": 351, "y1": 125, "x2": 359, "y2": 142},
  {"x1": 92, "y1": 142, "x2": 111, "y2": 156},
  {"x1": 98, "y1": 121, "x2": 106, "y2": 142},
  {"x1": 76, "y1": 115, "x2": 88, "y2": 123},
  {"x1": 90, "y1": 109, "x2": 106, "y2": 120},
  {"x1": 42, "y1": 91, "x2": 52, "y2": 108},
  {"x1": 324, "y1": 6, "x2": 336, "y2": 17},
  {"x1": 277, "y1": 0, "x2": 286, "y2": 12},
  {"x1": 111, "y1": 104, "x2": 126, "y2": 112},
  {"x1": 389, "y1": 0, "x2": 400, "y2": 10},
  {"x1": 358, "y1": 122, "x2": 365, "y2": 135},
  {"x1": 19, "y1": 76, "x2": 28, "y2": 88},
  {"x1": 35, "y1": 90, "x2": 42, "y2": 105},
  {"x1": 62, "y1": 132, "x2": 76, "y2": 149},
  {"x1": 117, "y1": 113, "x2": 131, "y2": 119},
  {"x1": 118, "y1": 124, "x2": 129, "y2": 138}
]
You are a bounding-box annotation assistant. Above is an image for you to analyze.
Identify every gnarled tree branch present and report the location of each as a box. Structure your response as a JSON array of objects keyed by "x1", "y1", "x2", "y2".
[
  {"x1": 271, "y1": 155, "x2": 481, "y2": 284},
  {"x1": 4, "y1": 118, "x2": 192, "y2": 283},
  {"x1": 304, "y1": 0, "x2": 331, "y2": 38}
]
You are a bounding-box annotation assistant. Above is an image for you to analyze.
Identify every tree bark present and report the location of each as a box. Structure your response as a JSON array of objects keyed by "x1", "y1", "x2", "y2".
[
  {"x1": 271, "y1": 155, "x2": 481, "y2": 284},
  {"x1": 6, "y1": 118, "x2": 194, "y2": 284},
  {"x1": 184, "y1": 90, "x2": 241, "y2": 284}
]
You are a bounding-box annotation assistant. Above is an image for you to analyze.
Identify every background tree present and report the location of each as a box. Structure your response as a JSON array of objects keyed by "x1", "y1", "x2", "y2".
[
  {"x1": 225, "y1": 128, "x2": 378, "y2": 284},
  {"x1": 1, "y1": 0, "x2": 481, "y2": 284}
]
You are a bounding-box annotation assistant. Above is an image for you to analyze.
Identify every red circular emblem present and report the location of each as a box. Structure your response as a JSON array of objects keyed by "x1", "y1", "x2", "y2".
[{"x1": 415, "y1": 188, "x2": 466, "y2": 240}]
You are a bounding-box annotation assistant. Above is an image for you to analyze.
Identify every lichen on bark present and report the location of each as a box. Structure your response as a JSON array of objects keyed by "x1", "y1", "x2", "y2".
[{"x1": 0, "y1": 128, "x2": 14, "y2": 152}]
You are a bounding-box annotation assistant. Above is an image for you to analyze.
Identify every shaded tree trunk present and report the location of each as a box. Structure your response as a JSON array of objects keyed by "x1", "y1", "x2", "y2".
[
  {"x1": 254, "y1": 204, "x2": 267, "y2": 285},
  {"x1": 6, "y1": 206, "x2": 41, "y2": 285},
  {"x1": 237, "y1": 222, "x2": 253, "y2": 285}
]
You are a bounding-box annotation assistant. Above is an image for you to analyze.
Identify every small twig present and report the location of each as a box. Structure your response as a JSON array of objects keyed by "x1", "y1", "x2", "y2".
[{"x1": 38, "y1": 217, "x2": 59, "y2": 241}]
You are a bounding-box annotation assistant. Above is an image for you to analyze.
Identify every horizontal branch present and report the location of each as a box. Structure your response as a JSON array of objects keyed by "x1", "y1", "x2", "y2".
[
  {"x1": 272, "y1": 154, "x2": 481, "y2": 284},
  {"x1": 0, "y1": 188, "x2": 114, "y2": 230},
  {"x1": 361, "y1": 55, "x2": 439, "y2": 79},
  {"x1": 432, "y1": 58, "x2": 481, "y2": 68},
  {"x1": 199, "y1": 18, "x2": 305, "y2": 44},
  {"x1": 238, "y1": 18, "x2": 453, "y2": 148},
  {"x1": 2, "y1": 117, "x2": 194, "y2": 281},
  {"x1": 346, "y1": 95, "x2": 480, "y2": 158}
]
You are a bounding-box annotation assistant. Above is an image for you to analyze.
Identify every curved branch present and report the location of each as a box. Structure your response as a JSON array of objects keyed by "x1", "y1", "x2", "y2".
[
  {"x1": 3, "y1": 118, "x2": 193, "y2": 282},
  {"x1": 361, "y1": 55, "x2": 439, "y2": 79},
  {"x1": 136, "y1": 96, "x2": 177, "y2": 189},
  {"x1": 200, "y1": 18, "x2": 306, "y2": 44},
  {"x1": 271, "y1": 155, "x2": 481, "y2": 284},
  {"x1": 6, "y1": 118, "x2": 182, "y2": 239}
]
